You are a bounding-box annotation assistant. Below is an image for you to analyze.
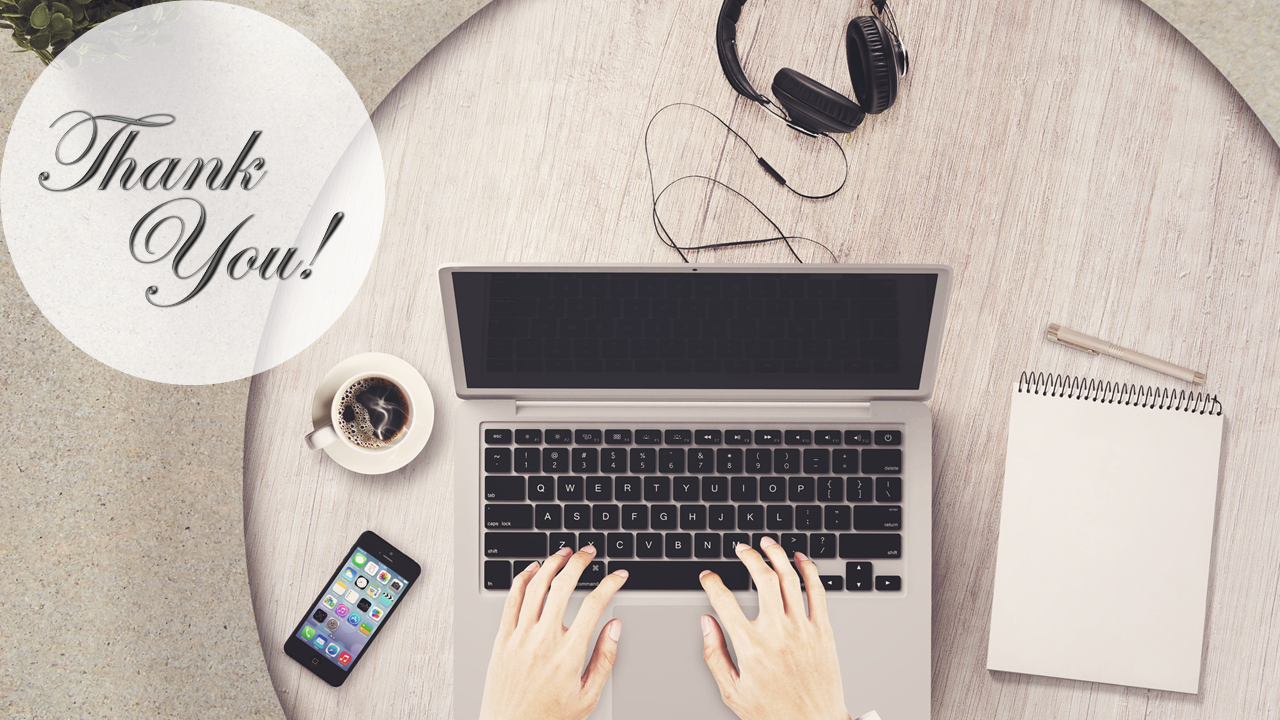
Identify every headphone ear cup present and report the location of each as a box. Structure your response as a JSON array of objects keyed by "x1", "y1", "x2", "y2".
[
  {"x1": 846, "y1": 15, "x2": 898, "y2": 115},
  {"x1": 771, "y1": 68, "x2": 865, "y2": 135}
]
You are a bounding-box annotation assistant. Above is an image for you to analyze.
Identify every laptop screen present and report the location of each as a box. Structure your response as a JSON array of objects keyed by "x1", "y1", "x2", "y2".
[{"x1": 451, "y1": 270, "x2": 938, "y2": 390}]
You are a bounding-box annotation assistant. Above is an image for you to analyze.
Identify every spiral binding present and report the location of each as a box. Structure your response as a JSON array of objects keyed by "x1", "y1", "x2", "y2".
[{"x1": 1018, "y1": 372, "x2": 1223, "y2": 416}]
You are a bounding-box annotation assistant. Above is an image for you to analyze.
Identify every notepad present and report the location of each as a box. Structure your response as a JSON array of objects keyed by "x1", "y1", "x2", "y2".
[{"x1": 987, "y1": 375, "x2": 1225, "y2": 693}]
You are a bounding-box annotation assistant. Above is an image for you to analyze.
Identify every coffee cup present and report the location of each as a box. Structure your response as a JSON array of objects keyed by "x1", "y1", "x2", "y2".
[{"x1": 305, "y1": 373, "x2": 415, "y2": 453}]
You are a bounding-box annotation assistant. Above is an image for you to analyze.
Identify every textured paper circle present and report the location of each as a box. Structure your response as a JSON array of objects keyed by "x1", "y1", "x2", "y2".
[{"x1": 1, "y1": 1, "x2": 383, "y2": 384}]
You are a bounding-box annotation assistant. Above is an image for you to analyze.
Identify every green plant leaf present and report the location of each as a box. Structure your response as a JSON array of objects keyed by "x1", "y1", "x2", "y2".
[
  {"x1": 29, "y1": 3, "x2": 49, "y2": 28},
  {"x1": 50, "y1": 1, "x2": 68, "y2": 14},
  {"x1": 28, "y1": 29, "x2": 47, "y2": 47}
]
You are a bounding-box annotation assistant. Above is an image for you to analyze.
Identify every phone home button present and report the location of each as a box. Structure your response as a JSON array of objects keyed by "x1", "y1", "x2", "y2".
[{"x1": 311, "y1": 658, "x2": 320, "y2": 665}]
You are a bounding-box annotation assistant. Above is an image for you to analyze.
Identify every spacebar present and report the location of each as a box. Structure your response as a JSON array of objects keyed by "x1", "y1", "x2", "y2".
[{"x1": 607, "y1": 562, "x2": 750, "y2": 591}]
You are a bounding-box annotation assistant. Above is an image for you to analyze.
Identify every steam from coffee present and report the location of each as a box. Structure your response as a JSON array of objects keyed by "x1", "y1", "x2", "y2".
[{"x1": 336, "y1": 377, "x2": 410, "y2": 449}]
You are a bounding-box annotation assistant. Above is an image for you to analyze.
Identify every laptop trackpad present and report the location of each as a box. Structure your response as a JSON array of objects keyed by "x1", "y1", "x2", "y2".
[{"x1": 612, "y1": 606, "x2": 740, "y2": 720}]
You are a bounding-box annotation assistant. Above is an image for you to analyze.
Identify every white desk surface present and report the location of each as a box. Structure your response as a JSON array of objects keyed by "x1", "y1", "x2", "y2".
[{"x1": 242, "y1": 0, "x2": 1280, "y2": 717}]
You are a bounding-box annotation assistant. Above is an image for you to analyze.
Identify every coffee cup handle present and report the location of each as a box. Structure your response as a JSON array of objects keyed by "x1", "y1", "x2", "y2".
[{"x1": 305, "y1": 423, "x2": 340, "y2": 451}]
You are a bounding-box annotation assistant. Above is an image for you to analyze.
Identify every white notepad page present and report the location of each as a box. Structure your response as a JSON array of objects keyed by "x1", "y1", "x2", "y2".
[{"x1": 987, "y1": 389, "x2": 1224, "y2": 693}]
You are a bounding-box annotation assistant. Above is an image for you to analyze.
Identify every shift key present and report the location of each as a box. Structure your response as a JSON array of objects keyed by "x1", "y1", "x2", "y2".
[
  {"x1": 860, "y1": 449, "x2": 902, "y2": 473},
  {"x1": 484, "y1": 532, "x2": 547, "y2": 557}
]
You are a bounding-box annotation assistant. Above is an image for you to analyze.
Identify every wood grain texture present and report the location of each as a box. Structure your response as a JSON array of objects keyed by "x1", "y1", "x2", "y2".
[{"x1": 242, "y1": 0, "x2": 1280, "y2": 718}]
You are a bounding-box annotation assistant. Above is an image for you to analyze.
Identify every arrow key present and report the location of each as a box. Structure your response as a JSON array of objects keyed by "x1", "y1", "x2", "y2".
[{"x1": 846, "y1": 561, "x2": 873, "y2": 592}]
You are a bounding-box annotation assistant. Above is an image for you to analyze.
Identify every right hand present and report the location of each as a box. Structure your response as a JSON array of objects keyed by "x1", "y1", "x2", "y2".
[{"x1": 698, "y1": 537, "x2": 851, "y2": 720}]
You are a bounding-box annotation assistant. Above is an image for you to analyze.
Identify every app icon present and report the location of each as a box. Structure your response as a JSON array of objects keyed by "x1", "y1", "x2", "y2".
[
  {"x1": 312, "y1": 609, "x2": 328, "y2": 623},
  {"x1": 378, "y1": 591, "x2": 393, "y2": 607},
  {"x1": 355, "y1": 576, "x2": 368, "y2": 589},
  {"x1": 345, "y1": 590, "x2": 360, "y2": 603},
  {"x1": 342, "y1": 567, "x2": 356, "y2": 581},
  {"x1": 322, "y1": 595, "x2": 337, "y2": 609},
  {"x1": 325, "y1": 617, "x2": 340, "y2": 632},
  {"x1": 313, "y1": 634, "x2": 326, "y2": 648},
  {"x1": 302, "y1": 626, "x2": 316, "y2": 641},
  {"x1": 377, "y1": 571, "x2": 391, "y2": 585},
  {"x1": 352, "y1": 553, "x2": 366, "y2": 566},
  {"x1": 337, "y1": 651, "x2": 352, "y2": 665},
  {"x1": 358, "y1": 622, "x2": 373, "y2": 635},
  {"x1": 366, "y1": 586, "x2": 379, "y2": 598},
  {"x1": 347, "y1": 613, "x2": 361, "y2": 626},
  {"x1": 357, "y1": 598, "x2": 371, "y2": 612},
  {"x1": 364, "y1": 561, "x2": 379, "y2": 576},
  {"x1": 332, "y1": 581, "x2": 347, "y2": 595},
  {"x1": 325, "y1": 642, "x2": 340, "y2": 657},
  {"x1": 368, "y1": 607, "x2": 383, "y2": 621},
  {"x1": 389, "y1": 579, "x2": 403, "y2": 593},
  {"x1": 334, "y1": 604, "x2": 349, "y2": 618}
]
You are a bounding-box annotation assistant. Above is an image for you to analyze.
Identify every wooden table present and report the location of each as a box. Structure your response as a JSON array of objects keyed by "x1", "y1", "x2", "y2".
[{"x1": 242, "y1": 0, "x2": 1280, "y2": 717}]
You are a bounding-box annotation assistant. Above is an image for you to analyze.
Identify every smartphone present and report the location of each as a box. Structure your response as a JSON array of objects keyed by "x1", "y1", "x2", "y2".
[{"x1": 283, "y1": 530, "x2": 421, "y2": 686}]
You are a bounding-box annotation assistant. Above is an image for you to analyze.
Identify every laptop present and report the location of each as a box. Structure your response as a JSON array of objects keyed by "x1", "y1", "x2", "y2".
[{"x1": 445, "y1": 264, "x2": 950, "y2": 720}]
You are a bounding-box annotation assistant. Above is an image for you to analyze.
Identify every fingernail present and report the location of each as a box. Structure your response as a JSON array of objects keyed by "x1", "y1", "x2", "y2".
[
  {"x1": 795, "y1": 551, "x2": 809, "y2": 562},
  {"x1": 760, "y1": 536, "x2": 777, "y2": 548},
  {"x1": 612, "y1": 568, "x2": 629, "y2": 578},
  {"x1": 556, "y1": 546, "x2": 573, "y2": 557},
  {"x1": 524, "y1": 561, "x2": 540, "y2": 572},
  {"x1": 609, "y1": 619, "x2": 622, "y2": 641},
  {"x1": 698, "y1": 570, "x2": 711, "y2": 579},
  {"x1": 583, "y1": 543, "x2": 597, "y2": 555},
  {"x1": 735, "y1": 542, "x2": 749, "y2": 552},
  {"x1": 701, "y1": 615, "x2": 713, "y2": 636}
]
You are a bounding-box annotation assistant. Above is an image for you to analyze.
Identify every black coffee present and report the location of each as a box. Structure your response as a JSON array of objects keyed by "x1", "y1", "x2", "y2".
[{"x1": 336, "y1": 376, "x2": 411, "y2": 449}]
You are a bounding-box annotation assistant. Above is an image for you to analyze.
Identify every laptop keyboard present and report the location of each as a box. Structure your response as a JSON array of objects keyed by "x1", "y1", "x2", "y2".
[{"x1": 481, "y1": 426, "x2": 904, "y2": 593}]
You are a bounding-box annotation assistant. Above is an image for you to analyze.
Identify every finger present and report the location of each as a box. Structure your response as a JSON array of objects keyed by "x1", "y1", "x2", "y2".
[
  {"x1": 499, "y1": 560, "x2": 540, "y2": 635},
  {"x1": 580, "y1": 618, "x2": 623, "y2": 699},
  {"x1": 759, "y1": 536, "x2": 803, "y2": 615},
  {"x1": 700, "y1": 614, "x2": 740, "y2": 702},
  {"x1": 543, "y1": 544, "x2": 599, "y2": 626},
  {"x1": 517, "y1": 546, "x2": 573, "y2": 626},
  {"x1": 793, "y1": 551, "x2": 828, "y2": 623},
  {"x1": 567, "y1": 567, "x2": 629, "y2": 645},
  {"x1": 733, "y1": 542, "x2": 782, "y2": 617},
  {"x1": 698, "y1": 569, "x2": 749, "y2": 635}
]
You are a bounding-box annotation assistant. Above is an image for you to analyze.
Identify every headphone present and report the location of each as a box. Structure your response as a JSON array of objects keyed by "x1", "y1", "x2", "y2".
[{"x1": 715, "y1": 0, "x2": 909, "y2": 136}]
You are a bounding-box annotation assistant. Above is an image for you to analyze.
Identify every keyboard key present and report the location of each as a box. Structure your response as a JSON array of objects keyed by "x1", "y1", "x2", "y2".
[
  {"x1": 564, "y1": 505, "x2": 591, "y2": 529},
  {"x1": 810, "y1": 533, "x2": 836, "y2": 558},
  {"x1": 631, "y1": 448, "x2": 656, "y2": 473},
  {"x1": 528, "y1": 476, "x2": 554, "y2": 501},
  {"x1": 731, "y1": 476, "x2": 758, "y2": 502},
  {"x1": 781, "y1": 533, "x2": 808, "y2": 555},
  {"x1": 576, "y1": 429, "x2": 603, "y2": 445},
  {"x1": 514, "y1": 448, "x2": 541, "y2": 474},
  {"x1": 515, "y1": 429, "x2": 542, "y2": 445},
  {"x1": 636, "y1": 533, "x2": 663, "y2": 557},
  {"x1": 485, "y1": 448, "x2": 512, "y2": 473},
  {"x1": 605, "y1": 430, "x2": 632, "y2": 444},
  {"x1": 486, "y1": 504, "x2": 533, "y2": 529},
  {"x1": 665, "y1": 430, "x2": 693, "y2": 445},
  {"x1": 789, "y1": 477, "x2": 815, "y2": 502},
  {"x1": 577, "y1": 559, "x2": 607, "y2": 589},
  {"x1": 694, "y1": 533, "x2": 721, "y2": 558},
  {"x1": 796, "y1": 505, "x2": 822, "y2": 530},
  {"x1": 695, "y1": 430, "x2": 722, "y2": 445},
  {"x1": 844, "y1": 430, "x2": 872, "y2": 445},
  {"x1": 738, "y1": 505, "x2": 764, "y2": 530},
  {"x1": 534, "y1": 505, "x2": 562, "y2": 529},
  {"x1": 484, "y1": 560, "x2": 512, "y2": 589},
  {"x1": 621, "y1": 505, "x2": 648, "y2": 530},
  {"x1": 644, "y1": 476, "x2": 670, "y2": 502},
  {"x1": 746, "y1": 449, "x2": 772, "y2": 474},
  {"x1": 546, "y1": 430, "x2": 573, "y2": 445},
  {"x1": 847, "y1": 562, "x2": 873, "y2": 591},
  {"x1": 573, "y1": 448, "x2": 598, "y2": 474},
  {"x1": 601, "y1": 448, "x2": 627, "y2": 473},
  {"x1": 593, "y1": 504, "x2": 621, "y2": 530},
  {"x1": 725, "y1": 430, "x2": 753, "y2": 445},
  {"x1": 716, "y1": 449, "x2": 743, "y2": 474},
  {"x1": 708, "y1": 505, "x2": 735, "y2": 530},
  {"x1": 839, "y1": 534, "x2": 901, "y2": 558},
  {"x1": 486, "y1": 429, "x2": 512, "y2": 444},
  {"x1": 651, "y1": 505, "x2": 677, "y2": 529},
  {"x1": 688, "y1": 448, "x2": 714, "y2": 473},
  {"x1": 608, "y1": 561, "x2": 749, "y2": 590},
  {"x1": 723, "y1": 533, "x2": 749, "y2": 557},
  {"x1": 861, "y1": 449, "x2": 902, "y2": 474},
  {"x1": 485, "y1": 476, "x2": 525, "y2": 501},
  {"x1": 874, "y1": 430, "x2": 901, "y2": 446},
  {"x1": 665, "y1": 533, "x2": 693, "y2": 557},
  {"x1": 673, "y1": 477, "x2": 700, "y2": 501},
  {"x1": 815, "y1": 431, "x2": 842, "y2": 446},
  {"x1": 585, "y1": 477, "x2": 612, "y2": 501},
  {"x1": 767, "y1": 505, "x2": 793, "y2": 530},
  {"x1": 760, "y1": 477, "x2": 786, "y2": 502},
  {"x1": 680, "y1": 505, "x2": 707, "y2": 530},
  {"x1": 785, "y1": 430, "x2": 812, "y2": 446},
  {"x1": 702, "y1": 476, "x2": 729, "y2": 501},
  {"x1": 485, "y1": 532, "x2": 547, "y2": 558},
  {"x1": 832, "y1": 449, "x2": 859, "y2": 473},
  {"x1": 876, "y1": 575, "x2": 902, "y2": 591},
  {"x1": 876, "y1": 477, "x2": 902, "y2": 503},
  {"x1": 751, "y1": 533, "x2": 779, "y2": 553},
  {"x1": 543, "y1": 447, "x2": 569, "y2": 473},
  {"x1": 579, "y1": 533, "x2": 606, "y2": 552},
  {"x1": 659, "y1": 449, "x2": 686, "y2": 474},
  {"x1": 773, "y1": 449, "x2": 800, "y2": 474},
  {"x1": 755, "y1": 430, "x2": 782, "y2": 445},
  {"x1": 847, "y1": 477, "x2": 874, "y2": 502},
  {"x1": 607, "y1": 532, "x2": 634, "y2": 558},
  {"x1": 824, "y1": 505, "x2": 851, "y2": 531},
  {"x1": 820, "y1": 575, "x2": 843, "y2": 591},
  {"x1": 803, "y1": 449, "x2": 830, "y2": 475},
  {"x1": 817, "y1": 477, "x2": 844, "y2": 502},
  {"x1": 854, "y1": 505, "x2": 901, "y2": 530},
  {"x1": 636, "y1": 430, "x2": 663, "y2": 445},
  {"x1": 557, "y1": 477, "x2": 584, "y2": 501}
]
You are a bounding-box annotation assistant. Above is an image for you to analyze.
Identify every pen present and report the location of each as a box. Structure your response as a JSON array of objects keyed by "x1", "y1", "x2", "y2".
[{"x1": 1046, "y1": 324, "x2": 1206, "y2": 385}]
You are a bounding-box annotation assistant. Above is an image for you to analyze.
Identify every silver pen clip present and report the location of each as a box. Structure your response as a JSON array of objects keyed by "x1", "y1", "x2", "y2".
[{"x1": 1046, "y1": 324, "x2": 1099, "y2": 355}]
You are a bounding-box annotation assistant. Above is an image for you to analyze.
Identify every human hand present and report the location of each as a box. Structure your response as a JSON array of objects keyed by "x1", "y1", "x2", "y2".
[
  {"x1": 698, "y1": 538, "x2": 850, "y2": 720},
  {"x1": 479, "y1": 544, "x2": 629, "y2": 720}
]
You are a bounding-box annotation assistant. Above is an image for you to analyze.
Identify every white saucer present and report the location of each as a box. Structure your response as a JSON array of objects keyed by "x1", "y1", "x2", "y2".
[{"x1": 309, "y1": 352, "x2": 434, "y2": 475}]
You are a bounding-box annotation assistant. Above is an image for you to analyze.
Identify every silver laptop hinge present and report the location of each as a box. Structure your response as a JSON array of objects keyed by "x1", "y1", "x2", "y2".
[{"x1": 512, "y1": 400, "x2": 873, "y2": 420}]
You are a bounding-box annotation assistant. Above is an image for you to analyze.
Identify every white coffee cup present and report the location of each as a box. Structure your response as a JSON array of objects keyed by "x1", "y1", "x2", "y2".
[{"x1": 305, "y1": 373, "x2": 415, "y2": 453}]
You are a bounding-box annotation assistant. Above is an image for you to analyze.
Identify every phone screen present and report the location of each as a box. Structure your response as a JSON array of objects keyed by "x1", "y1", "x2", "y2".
[{"x1": 294, "y1": 545, "x2": 412, "y2": 671}]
